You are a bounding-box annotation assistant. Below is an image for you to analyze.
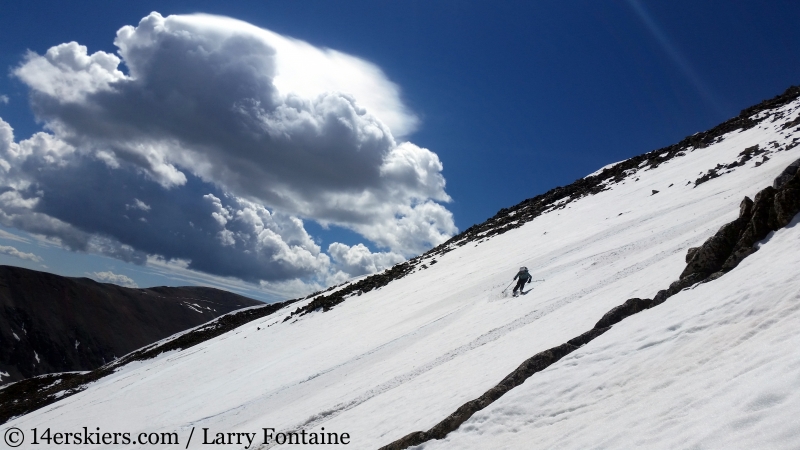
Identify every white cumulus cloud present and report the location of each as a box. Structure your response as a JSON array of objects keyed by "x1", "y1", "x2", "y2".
[
  {"x1": 90, "y1": 271, "x2": 138, "y2": 288},
  {"x1": 1, "y1": 12, "x2": 457, "y2": 291},
  {"x1": 328, "y1": 242, "x2": 405, "y2": 277},
  {"x1": 14, "y1": 41, "x2": 125, "y2": 102},
  {"x1": 0, "y1": 244, "x2": 42, "y2": 262}
]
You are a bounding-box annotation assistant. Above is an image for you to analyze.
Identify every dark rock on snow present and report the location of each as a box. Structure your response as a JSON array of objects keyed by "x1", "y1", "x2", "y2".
[
  {"x1": 685, "y1": 246, "x2": 700, "y2": 264},
  {"x1": 594, "y1": 298, "x2": 653, "y2": 329},
  {"x1": 774, "y1": 166, "x2": 800, "y2": 226},
  {"x1": 379, "y1": 343, "x2": 578, "y2": 450},
  {"x1": 665, "y1": 272, "x2": 706, "y2": 299},
  {"x1": 680, "y1": 217, "x2": 749, "y2": 280},
  {"x1": 668, "y1": 162, "x2": 800, "y2": 304},
  {"x1": 567, "y1": 327, "x2": 611, "y2": 347},
  {"x1": 772, "y1": 157, "x2": 800, "y2": 189}
]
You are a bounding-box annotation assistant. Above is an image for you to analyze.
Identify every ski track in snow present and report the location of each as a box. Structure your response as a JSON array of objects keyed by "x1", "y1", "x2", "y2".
[
  {"x1": 188, "y1": 306, "x2": 473, "y2": 432},
  {"x1": 259, "y1": 188, "x2": 746, "y2": 442}
]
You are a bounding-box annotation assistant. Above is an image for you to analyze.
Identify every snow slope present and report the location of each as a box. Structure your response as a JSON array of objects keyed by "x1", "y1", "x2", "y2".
[
  {"x1": 419, "y1": 210, "x2": 800, "y2": 450},
  {"x1": 7, "y1": 94, "x2": 800, "y2": 449}
]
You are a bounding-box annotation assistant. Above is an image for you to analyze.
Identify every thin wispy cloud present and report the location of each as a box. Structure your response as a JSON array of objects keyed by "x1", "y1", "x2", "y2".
[
  {"x1": 625, "y1": 0, "x2": 728, "y2": 117},
  {"x1": 0, "y1": 228, "x2": 30, "y2": 243},
  {"x1": 142, "y1": 255, "x2": 311, "y2": 300}
]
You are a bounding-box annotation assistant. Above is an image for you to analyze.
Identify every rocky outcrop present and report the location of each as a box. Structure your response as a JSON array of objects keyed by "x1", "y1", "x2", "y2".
[
  {"x1": 772, "y1": 157, "x2": 800, "y2": 189},
  {"x1": 594, "y1": 298, "x2": 654, "y2": 329},
  {"x1": 285, "y1": 261, "x2": 416, "y2": 319},
  {"x1": 652, "y1": 273, "x2": 705, "y2": 307},
  {"x1": 678, "y1": 213, "x2": 749, "y2": 280},
  {"x1": 567, "y1": 326, "x2": 611, "y2": 347},
  {"x1": 658, "y1": 163, "x2": 800, "y2": 305}
]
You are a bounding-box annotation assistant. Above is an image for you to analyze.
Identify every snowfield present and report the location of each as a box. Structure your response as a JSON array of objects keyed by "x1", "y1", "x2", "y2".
[
  {"x1": 7, "y1": 98, "x2": 800, "y2": 449},
  {"x1": 420, "y1": 214, "x2": 800, "y2": 450}
]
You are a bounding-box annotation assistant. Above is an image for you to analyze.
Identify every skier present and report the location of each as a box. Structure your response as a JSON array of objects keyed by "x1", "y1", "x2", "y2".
[{"x1": 512, "y1": 266, "x2": 532, "y2": 296}]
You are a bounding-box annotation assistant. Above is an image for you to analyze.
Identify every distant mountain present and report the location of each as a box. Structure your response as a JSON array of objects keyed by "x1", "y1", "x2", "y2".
[{"x1": 0, "y1": 265, "x2": 262, "y2": 384}]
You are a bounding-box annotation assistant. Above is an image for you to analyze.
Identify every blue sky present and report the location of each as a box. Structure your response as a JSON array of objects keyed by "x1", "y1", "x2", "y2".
[{"x1": 0, "y1": 1, "x2": 797, "y2": 301}]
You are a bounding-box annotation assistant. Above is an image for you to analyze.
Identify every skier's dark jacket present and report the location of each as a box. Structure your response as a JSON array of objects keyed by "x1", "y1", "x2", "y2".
[{"x1": 514, "y1": 269, "x2": 531, "y2": 282}]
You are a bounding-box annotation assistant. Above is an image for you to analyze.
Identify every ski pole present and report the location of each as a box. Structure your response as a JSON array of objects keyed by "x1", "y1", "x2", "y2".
[{"x1": 501, "y1": 281, "x2": 514, "y2": 293}]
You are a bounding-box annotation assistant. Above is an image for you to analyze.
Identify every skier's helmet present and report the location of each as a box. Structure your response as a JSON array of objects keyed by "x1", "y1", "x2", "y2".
[{"x1": 520, "y1": 266, "x2": 528, "y2": 271}]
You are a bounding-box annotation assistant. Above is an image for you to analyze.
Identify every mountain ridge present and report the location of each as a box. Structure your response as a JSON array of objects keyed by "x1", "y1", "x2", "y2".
[
  {"x1": 0, "y1": 265, "x2": 262, "y2": 385},
  {"x1": 286, "y1": 85, "x2": 800, "y2": 318}
]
